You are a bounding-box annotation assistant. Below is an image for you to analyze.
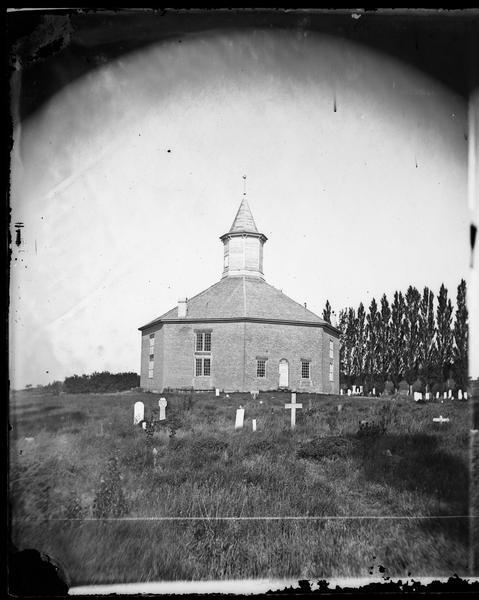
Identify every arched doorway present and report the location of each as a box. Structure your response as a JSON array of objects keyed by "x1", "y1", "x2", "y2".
[{"x1": 279, "y1": 359, "x2": 289, "y2": 388}]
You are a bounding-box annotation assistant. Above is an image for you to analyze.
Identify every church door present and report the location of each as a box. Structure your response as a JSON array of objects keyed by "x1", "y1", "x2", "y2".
[{"x1": 279, "y1": 359, "x2": 289, "y2": 388}]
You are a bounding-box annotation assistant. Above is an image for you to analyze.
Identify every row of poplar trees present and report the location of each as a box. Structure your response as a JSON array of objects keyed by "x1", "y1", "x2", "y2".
[{"x1": 323, "y1": 280, "x2": 468, "y2": 391}]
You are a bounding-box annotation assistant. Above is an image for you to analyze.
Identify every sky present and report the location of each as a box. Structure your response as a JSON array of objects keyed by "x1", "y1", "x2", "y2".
[{"x1": 10, "y1": 27, "x2": 469, "y2": 388}]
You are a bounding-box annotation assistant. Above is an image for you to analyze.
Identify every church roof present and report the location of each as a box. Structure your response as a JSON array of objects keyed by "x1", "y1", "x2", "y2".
[
  {"x1": 228, "y1": 198, "x2": 259, "y2": 234},
  {"x1": 139, "y1": 276, "x2": 336, "y2": 331}
]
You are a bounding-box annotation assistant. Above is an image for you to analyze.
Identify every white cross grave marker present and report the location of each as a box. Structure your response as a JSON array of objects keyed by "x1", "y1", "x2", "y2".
[
  {"x1": 285, "y1": 393, "x2": 302, "y2": 430},
  {"x1": 134, "y1": 401, "x2": 144, "y2": 425},
  {"x1": 252, "y1": 419, "x2": 257, "y2": 432},
  {"x1": 158, "y1": 397, "x2": 167, "y2": 420},
  {"x1": 235, "y1": 406, "x2": 245, "y2": 430},
  {"x1": 433, "y1": 415, "x2": 450, "y2": 424}
]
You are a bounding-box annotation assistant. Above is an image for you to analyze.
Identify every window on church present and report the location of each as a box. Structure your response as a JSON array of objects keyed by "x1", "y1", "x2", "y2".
[
  {"x1": 196, "y1": 331, "x2": 212, "y2": 352},
  {"x1": 329, "y1": 339, "x2": 334, "y2": 359},
  {"x1": 301, "y1": 360, "x2": 311, "y2": 379},
  {"x1": 149, "y1": 354, "x2": 154, "y2": 361},
  {"x1": 256, "y1": 359, "x2": 266, "y2": 378},
  {"x1": 329, "y1": 362, "x2": 334, "y2": 381},
  {"x1": 148, "y1": 357, "x2": 154, "y2": 379},
  {"x1": 203, "y1": 358, "x2": 211, "y2": 376},
  {"x1": 195, "y1": 357, "x2": 211, "y2": 377}
]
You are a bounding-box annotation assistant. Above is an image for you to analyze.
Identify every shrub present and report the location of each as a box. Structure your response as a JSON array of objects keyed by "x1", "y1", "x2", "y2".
[
  {"x1": 297, "y1": 437, "x2": 354, "y2": 461},
  {"x1": 93, "y1": 456, "x2": 128, "y2": 518}
]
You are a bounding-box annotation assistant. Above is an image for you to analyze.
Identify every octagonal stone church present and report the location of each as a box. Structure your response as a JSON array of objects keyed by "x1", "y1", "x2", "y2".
[{"x1": 139, "y1": 198, "x2": 340, "y2": 394}]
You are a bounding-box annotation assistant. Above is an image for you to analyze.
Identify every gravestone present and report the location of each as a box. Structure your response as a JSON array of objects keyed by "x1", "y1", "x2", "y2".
[
  {"x1": 448, "y1": 389, "x2": 453, "y2": 399},
  {"x1": 308, "y1": 397, "x2": 312, "y2": 411},
  {"x1": 436, "y1": 392, "x2": 440, "y2": 400},
  {"x1": 235, "y1": 406, "x2": 245, "y2": 430},
  {"x1": 337, "y1": 404, "x2": 342, "y2": 412},
  {"x1": 215, "y1": 388, "x2": 220, "y2": 397},
  {"x1": 142, "y1": 422, "x2": 146, "y2": 430},
  {"x1": 414, "y1": 392, "x2": 423, "y2": 402},
  {"x1": 425, "y1": 392, "x2": 431, "y2": 401},
  {"x1": 464, "y1": 391, "x2": 468, "y2": 400},
  {"x1": 158, "y1": 397, "x2": 167, "y2": 420},
  {"x1": 352, "y1": 385, "x2": 356, "y2": 395},
  {"x1": 285, "y1": 393, "x2": 302, "y2": 430},
  {"x1": 340, "y1": 389, "x2": 344, "y2": 396},
  {"x1": 347, "y1": 389, "x2": 352, "y2": 396},
  {"x1": 433, "y1": 415, "x2": 450, "y2": 424},
  {"x1": 372, "y1": 387, "x2": 376, "y2": 396},
  {"x1": 152, "y1": 447, "x2": 158, "y2": 467},
  {"x1": 443, "y1": 392, "x2": 448, "y2": 400},
  {"x1": 359, "y1": 386, "x2": 364, "y2": 395},
  {"x1": 251, "y1": 390, "x2": 259, "y2": 400},
  {"x1": 252, "y1": 419, "x2": 257, "y2": 432},
  {"x1": 134, "y1": 401, "x2": 144, "y2": 425},
  {"x1": 458, "y1": 389, "x2": 463, "y2": 400}
]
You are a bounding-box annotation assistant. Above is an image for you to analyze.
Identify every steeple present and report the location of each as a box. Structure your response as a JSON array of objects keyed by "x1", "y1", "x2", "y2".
[
  {"x1": 228, "y1": 197, "x2": 259, "y2": 234},
  {"x1": 220, "y1": 191, "x2": 267, "y2": 279}
]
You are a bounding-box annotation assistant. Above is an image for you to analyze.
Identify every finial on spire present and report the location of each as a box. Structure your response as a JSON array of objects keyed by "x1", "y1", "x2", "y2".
[{"x1": 243, "y1": 174, "x2": 247, "y2": 196}]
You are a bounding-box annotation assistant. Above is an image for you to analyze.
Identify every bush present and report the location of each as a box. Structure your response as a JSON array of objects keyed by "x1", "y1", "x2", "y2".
[
  {"x1": 64, "y1": 372, "x2": 140, "y2": 394},
  {"x1": 93, "y1": 456, "x2": 129, "y2": 518},
  {"x1": 297, "y1": 437, "x2": 354, "y2": 461},
  {"x1": 411, "y1": 379, "x2": 424, "y2": 393}
]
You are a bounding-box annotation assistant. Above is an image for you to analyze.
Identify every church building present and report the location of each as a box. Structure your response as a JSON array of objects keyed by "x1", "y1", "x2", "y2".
[{"x1": 139, "y1": 198, "x2": 340, "y2": 393}]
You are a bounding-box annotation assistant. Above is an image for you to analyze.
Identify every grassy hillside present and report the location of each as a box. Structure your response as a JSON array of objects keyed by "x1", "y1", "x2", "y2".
[{"x1": 9, "y1": 389, "x2": 470, "y2": 584}]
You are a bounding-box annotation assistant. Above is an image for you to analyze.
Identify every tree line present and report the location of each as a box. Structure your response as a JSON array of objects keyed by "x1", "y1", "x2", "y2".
[
  {"x1": 37, "y1": 372, "x2": 140, "y2": 395},
  {"x1": 323, "y1": 280, "x2": 468, "y2": 393}
]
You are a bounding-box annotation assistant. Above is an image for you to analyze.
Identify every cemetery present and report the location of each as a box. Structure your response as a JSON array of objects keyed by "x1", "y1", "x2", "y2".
[{"x1": 9, "y1": 385, "x2": 470, "y2": 584}]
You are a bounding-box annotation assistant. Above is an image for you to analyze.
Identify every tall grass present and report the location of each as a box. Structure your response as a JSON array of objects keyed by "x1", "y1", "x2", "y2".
[{"x1": 9, "y1": 389, "x2": 470, "y2": 583}]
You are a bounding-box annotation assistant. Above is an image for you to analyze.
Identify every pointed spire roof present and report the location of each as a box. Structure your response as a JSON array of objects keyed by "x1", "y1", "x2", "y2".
[{"x1": 229, "y1": 198, "x2": 259, "y2": 234}]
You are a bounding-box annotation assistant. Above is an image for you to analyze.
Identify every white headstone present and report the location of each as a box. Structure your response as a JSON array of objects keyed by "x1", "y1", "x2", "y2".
[
  {"x1": 458, "y1": 389, "x2": 463, "y2": 400},
  {"x1": 443, "y1": 392, "x2": 448, "y2": 400},
  {"x1": 285, "y1": 393, "x2": 302, "y2": 430},
  {"x1": 142, "y1": 422, "x2": 146, "y2": 430},
  {"x1": 464, "y1": 391, "x2": 468, "y2": 400},
  {"x1": 252, "y1": 419, "x2": 257, "y2": 432},
  {"x1": 215, "y1": 388, "x2": 220, "y2": 397},
  {"x1": 235, "y1": 407, "x2": 245, "y2": 430},
  {"x1": 433, "y1": 415, "x2": 450, "y2": 423},
  {"x1": 134, "y1": 401, "x2": 144, "y2": 425},
  {"x1": 414, "y1": 392, "x2": 423, "y2": 402},
  {"x1": 348, "y1": 389, "x2": 352, "y2": 396},
  {"x1": 359, "y1": 385, "x2": 364, "y2": 395},
  {"x1": 425, "y1": 392, "x2": 431, "y2": 401},
  {"x1": 340, "y1": 389, "x2": 344, "y2": 395},
  {"x1": 448, "y1": 389, "x2": 453, "y2": 399},
  {"x1": 158, "y1": 397, "x2": 167, "y2": 420},
  {"x1": 436, "y1": 392, "x2": 440, "y2": 399},
  {"x1": 352, "y1": 385, "x2": 356, "y2": 395},
  {"x1": 372, "y1": 387, "x2": 376, "y2": 396}
]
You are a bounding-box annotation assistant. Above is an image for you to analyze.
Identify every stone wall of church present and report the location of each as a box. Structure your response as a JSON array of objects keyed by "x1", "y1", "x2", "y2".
[{"x1": 140, "y1": 320, "x2": 340, "y2": 394}]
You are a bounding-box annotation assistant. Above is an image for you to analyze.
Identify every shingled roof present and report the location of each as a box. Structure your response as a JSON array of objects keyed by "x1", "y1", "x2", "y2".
[
  {"x1": 139, "y1": 276, "x2": 333, "y2": 330},
  {"x1": 228, "y1": 198, "x2": 259, "y2": 234}
]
